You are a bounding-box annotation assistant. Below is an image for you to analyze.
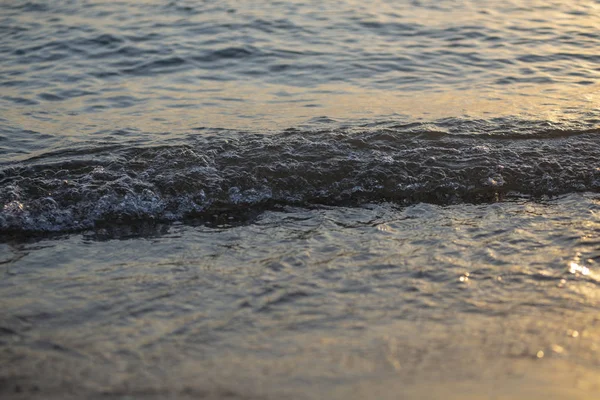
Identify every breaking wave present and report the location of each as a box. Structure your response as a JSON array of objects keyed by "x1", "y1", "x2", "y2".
[{"x1": 1, "y1": 118, "x2": 599, "y2": 236}]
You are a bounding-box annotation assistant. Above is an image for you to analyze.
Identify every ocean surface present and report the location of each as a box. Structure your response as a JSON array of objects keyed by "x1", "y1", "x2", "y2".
[{"x1": 1, "y1": 1, "x2": 600, "y2": 399}]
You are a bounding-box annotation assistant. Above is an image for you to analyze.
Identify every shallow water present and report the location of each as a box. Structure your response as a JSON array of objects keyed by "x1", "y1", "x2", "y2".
[
  {"x1": 1, "y1": 0, "x2": 600, "y2": 399},
  {"x1": 2, "y1": 195, "x2": 600, "y2": 399}
]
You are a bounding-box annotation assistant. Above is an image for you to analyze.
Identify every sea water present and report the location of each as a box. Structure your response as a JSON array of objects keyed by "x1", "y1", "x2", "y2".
[{"x1": 1, "y1": 1, "x2": 599, "y2": 399}]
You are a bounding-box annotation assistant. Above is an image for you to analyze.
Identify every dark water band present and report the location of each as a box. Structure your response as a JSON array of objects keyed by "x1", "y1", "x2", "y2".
[{"x1": 2, "y1": 119, "x2": 599, "y2": 235}]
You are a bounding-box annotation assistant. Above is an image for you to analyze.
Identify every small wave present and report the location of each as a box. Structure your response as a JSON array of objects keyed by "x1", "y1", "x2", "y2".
[
  {"x1": 1, "y1": 119, "x2": 599, "y2": 236},
  {"x1": 121, "y1": 56, "x2": 188, "y2": 76},
  {"x1": 191, "y1": 46, "x2": 262, "y2": 63}
]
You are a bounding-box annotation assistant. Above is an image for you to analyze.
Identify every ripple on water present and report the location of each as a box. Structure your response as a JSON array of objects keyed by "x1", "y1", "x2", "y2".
[
  {"x1": 1, "y1": 194, "x2": 599, "y2": 398},
  {"x1": 1, "y1": 0, "x2": 600, "y2": 131}
]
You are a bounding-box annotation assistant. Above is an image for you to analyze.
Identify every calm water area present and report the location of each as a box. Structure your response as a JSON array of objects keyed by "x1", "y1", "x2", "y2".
[{"x1": 1, "y1": 1, "x2": 600, "y2": 399}]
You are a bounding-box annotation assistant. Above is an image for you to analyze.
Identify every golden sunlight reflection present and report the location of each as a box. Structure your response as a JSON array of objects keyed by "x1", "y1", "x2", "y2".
[
  {"x1": 569, "y1": 261, "x2": 590, "y2": 276},
  {"x1": 567, "y1": 329, "x2": 580, "y2": 338}
]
